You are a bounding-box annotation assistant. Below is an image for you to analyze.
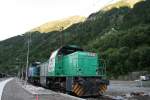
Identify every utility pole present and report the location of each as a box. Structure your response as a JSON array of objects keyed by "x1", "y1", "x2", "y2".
[
  {"x1": 58, "y1": 26, "x2": 64, "y2": 47},
  {"x1": 61, "y1": 27, "x2": 64, "y2": 46},
  {"x1": 25, "y1": 32, "x2": 30, "y2": 84}
]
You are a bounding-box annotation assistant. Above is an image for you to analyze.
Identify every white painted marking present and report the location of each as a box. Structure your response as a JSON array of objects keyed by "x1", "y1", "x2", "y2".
[{"x1": 0, "y1": 78, "x2": 14, "y2": 100}]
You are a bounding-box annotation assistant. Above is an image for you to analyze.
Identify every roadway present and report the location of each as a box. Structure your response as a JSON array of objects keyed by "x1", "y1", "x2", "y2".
[
  {"x1": 1, "y1": 78, "x2": 35, "y2": 100},
  {"x1": 0, "y1": 78, "x2": 13, "y2": 100},
  {"x1": 1, "y1": 78, "x2": 84, "y2": 100},
  {"x1": 0, "y1": 78, "x2": 7, "y2": 82}
]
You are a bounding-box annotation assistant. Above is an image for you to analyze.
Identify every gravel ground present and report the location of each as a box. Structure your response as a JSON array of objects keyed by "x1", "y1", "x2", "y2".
[
  {"x1": 103, "y1": 80, "x2": 150, "y2": 100},
  {"x1": 87, "y1": 80, "x2": 150, "y2": 100},
  {"x1": 105, "y1": 81, "x2": 150, "y2": 96}
]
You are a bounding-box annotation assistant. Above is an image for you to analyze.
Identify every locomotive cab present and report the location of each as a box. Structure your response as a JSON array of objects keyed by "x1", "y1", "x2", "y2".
[{"x1": 57, "y1": 45, "x2": 84, "y2": 55}]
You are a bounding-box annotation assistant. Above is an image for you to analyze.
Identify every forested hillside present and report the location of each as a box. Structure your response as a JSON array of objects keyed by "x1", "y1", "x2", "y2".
[{"x1": 0, "y1": 0, "x2": 149, "y2": 78}]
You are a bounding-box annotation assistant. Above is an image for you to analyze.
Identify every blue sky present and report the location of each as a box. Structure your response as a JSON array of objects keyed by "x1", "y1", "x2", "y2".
[{"x1": 0, "y1": 0, "x2": 119, "y2": 41}]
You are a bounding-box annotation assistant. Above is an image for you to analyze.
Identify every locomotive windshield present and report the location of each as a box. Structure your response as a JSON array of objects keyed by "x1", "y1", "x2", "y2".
[{"x1": 58, "y1": 45, "x2": 83, "y2": 56}]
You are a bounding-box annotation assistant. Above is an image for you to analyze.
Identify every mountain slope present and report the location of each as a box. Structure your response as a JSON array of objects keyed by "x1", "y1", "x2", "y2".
[
  {"x1": 31, "y1": 16, "x2": 86, "y2": 33},
  {"x1": 102, "y1": 0, "x2": 144, "y2": 11},
  {"x1": 0, "y1": 0, "x2": 149, "y2": 77}
]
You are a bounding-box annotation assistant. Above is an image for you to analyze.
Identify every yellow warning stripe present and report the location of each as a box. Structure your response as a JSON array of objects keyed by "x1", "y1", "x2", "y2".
[
  {"x1": 101, "y1": 86, "x2": 105, "y2": 91},
  {"x1": 72, "y1": 83, "x2": 85, "y2": 96},
  {"x1": 99, "y1": 84, "x2": 107, "y2": 93},
  {"x1": 76, "y1": 87, "x2": 83, "y2": 96},
  {"x1": 74, "y1": 85, "x2": 81, "y2": 94},
  {"x1": 73, "y1": 84, "x2": 78, "y2": 92},
  {"x1": 103, "y1": 84, "x2": 107, "y2": 91},
  {"x1": 79, "y1": 89, "x2": 84, "y2": 96}
]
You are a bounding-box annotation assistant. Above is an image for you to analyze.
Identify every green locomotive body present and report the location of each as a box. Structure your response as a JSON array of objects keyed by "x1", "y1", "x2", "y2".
[
  {"x1": 47, "y1": 50, "x2": 105, "y2": 77},
  {"x1": 36, "y1": 45, "x2": 109, "y2": 96}
]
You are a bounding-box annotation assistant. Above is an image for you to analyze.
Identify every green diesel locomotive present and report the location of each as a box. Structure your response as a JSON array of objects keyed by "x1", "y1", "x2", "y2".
[{"x1": 29, "y1": 45, "x2": 109, "y2": 96}]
